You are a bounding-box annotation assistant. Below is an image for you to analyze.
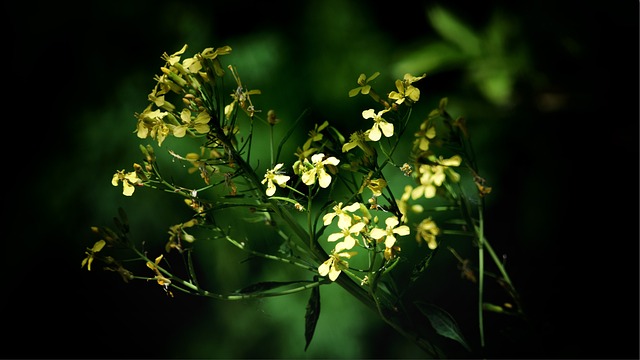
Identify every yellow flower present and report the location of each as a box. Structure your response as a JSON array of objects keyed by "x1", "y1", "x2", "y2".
[
  {"x1": 146, "y1": 254, "x2": 172, "y2": 296},
  {"x1": 112, "y1": 169, "x2": 143, "y2": 196},
  {"x1": 166, "y1": 219, "x2": 199, "y2": 252},
  {"x1": 200, "y1": 46, "x2": 232, "y2": 61},
  {"x1": 135, "y1": 104, "x2": 168, "y2": 140},
  {"x1": 293, "y1": 146, "x2": 317, "y2": 175},
  {"x1": 396, "y1": 185, "x2": 424, "y2": 223},
  {"x1": 388, "y1": 73, "x2": 426, "y2": 105},
  {"x1": 318, "y1": 249, "x2": 356, "y2": 281},
  {"x1": 262, "y1": 163, "x2": 291, "y2": 196},
  {"x1": 148, "y1": 88, "x2": 175, "y2": 112},
  {"x1": 81, "y1": 239, "x2": 106, "y2": 271},
  {"x1": 362, "y1": 108, "x2": 393, "y2": 141},
  {"x1": 366, "y1": 178, "x2": 387, "y2": 197},
  {"x1": 322, "y1": 202, "x2": 361, "y2": 229},
  {"x1": 327, "y1": 221, "x2": 366, "y2": 252},
  {"x1": 415, "y1": 217, "x2": 440, "y2": 250},
  {"x1": 172, "y1": 108, "x2": 211, "y2": 138},
  {"x1": 303, "y1": 121, "x2": 329, "y2": 150},
  {"x1": 348, "y1": 72, "x2": 380, "y2": 97},
  {"x1": 227, "y1": 65, "x2": 261, "y2": 118},
  {"x1": 300, "y1": 153, "x2": 340, "y2": 188},
  {"x1": 411, "y1": 155, "x2": 462, "y2": 200},
  {"x1": 370, "y1": 216, "x2": 410, "y2": 249},
  {"x1": 414, "y1": 122, "x2": 437, "y2": 151},
  {"x1": 341, "y1": 131, "x2": 376, "y2": 157},
  {"x1": 161, "y1": 44, "x2": 188, "y2": 66}
]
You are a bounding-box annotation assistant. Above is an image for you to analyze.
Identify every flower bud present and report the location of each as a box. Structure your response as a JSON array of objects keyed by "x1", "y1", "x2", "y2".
[
  {"x1": 164, "y1": 112, "x2": 180, "y2": 126},
  {"x1": 267, "y1": 109, "x2": 279, "y2": 125}
]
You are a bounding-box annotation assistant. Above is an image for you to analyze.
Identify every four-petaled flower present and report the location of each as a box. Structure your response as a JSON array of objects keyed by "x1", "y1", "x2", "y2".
[
  {"x1": 112, "y1": 169, "x2": 143, "y2": 196},
  {"x1": 327, "y1": 221, "x2": 366, "y2": 252},
  {"x1": 323, "y1": 202, "x2": 361, "y2": 229},
  {"x1": 388, "y1": 73, "x2": 426, "y2": 105},
  {"x1": 370, "y1": 216, "x2": 410, "y2": 249},
  {"x1": 81, "y1": 239, "x2": 106, "y2": 271},
  {"x1": 300, "y1": 153, "x2": 340, "y2": 188},
  {"x1": 172, "y1": 108, "x2": 211, "y2": 138},
  {"x1": 318, "y1": 249, "x2": 356, "y2": 281},
  {"x1": 135, "y1": 104, "x2": 171, "y2": 146},
  {"x1": 147, "y1": 254, "x2": 173, "y2": 296},
  {"x1": 362, "y1": 108, "x2": 393, "y2": 141},
  {"x1": 166, "y1": 218, "x2": 199, "y2": 252},
  {"x1": 342, "y1": 131, "x2": 376, "y2": 157},
  {"x1": 415, "y1": 217, "x2": 440, "y2": 250},
  {"x1": 262, "y1": 163, "x2": 291, "y2": 196},
  {"x1": 348, "y1": 72, "x2": 381, "y2": 97},
  {"x1": 414, "y1": 121, "x2": 437, "y2": 151},
  {"x1": 411, "y1": 155, "x2": 462, "y2": 200}
]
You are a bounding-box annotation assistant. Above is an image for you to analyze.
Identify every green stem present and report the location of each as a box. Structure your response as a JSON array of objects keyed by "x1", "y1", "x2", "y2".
[
  {"x1": 482, "y1": 237, "x2": 512, "y2": 286},
  {"x1": 224, "y1": 234, "x2": 316, "y2": 272},
  {"x1": 477, "y1": 203, "x2": 485, "y2": 348}
]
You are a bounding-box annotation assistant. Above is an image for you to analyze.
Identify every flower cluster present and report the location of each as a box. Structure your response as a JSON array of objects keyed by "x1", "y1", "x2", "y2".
[{"x1": 84, "y1": 44, "x2": 520, "y2": 356}]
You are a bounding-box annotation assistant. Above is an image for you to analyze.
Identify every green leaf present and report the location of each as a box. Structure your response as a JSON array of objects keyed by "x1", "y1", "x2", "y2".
[
  {"x1": 392, "y1": 42, "x2": 467, "y2": 76},
  {"x1": 415, "y1": 301, "x2": 471, "y2": 352},
  {"x1": 427, "y1": 6, "x2": 481, "y2": 56},
  {"x1": 304, "y1": 279, "x2": 321, "y2": 351},
  {"x1": 410, "y1": 249, "x2": 437, "y2": 283}
]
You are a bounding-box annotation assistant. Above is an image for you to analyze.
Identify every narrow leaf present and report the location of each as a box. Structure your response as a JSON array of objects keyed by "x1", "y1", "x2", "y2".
[
  {"x1": 415, "y1": 301, "x2": 471, "y2": 352},
  {"x1": 427, "y1": 6, "x2": 481, "y2": 56},
  {"x1": 304, "y1": 278, "x2": 321, "y2": 351},
  {"x1": 410, "y1": 248, "x2": 437, "y2": 282}
]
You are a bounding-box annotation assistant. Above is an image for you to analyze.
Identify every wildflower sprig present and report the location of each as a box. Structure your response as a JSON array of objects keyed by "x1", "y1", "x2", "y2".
[{"x1": 85, "y1": 44, "x2": 522, "y2": 356}]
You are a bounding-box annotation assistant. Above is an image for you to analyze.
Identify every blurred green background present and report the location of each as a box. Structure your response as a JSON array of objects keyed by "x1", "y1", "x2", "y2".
[{"x1": 7, "y1": 0, "x2": 637, "y2": 358}]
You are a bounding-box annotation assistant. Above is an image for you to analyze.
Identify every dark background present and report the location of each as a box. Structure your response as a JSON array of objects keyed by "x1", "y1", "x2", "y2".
[{"x1": 6, "y1": 0, "x2": 638, "y2": 358}]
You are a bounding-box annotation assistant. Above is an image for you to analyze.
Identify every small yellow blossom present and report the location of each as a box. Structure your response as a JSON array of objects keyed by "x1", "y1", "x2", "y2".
[
  {"x1": 322, "y1": 202, "x2": 361, "y2": 228},
  {"x1": 135, "y1": 104, "x2": 168, "y2": 139},
  {"x1": 388, "y1": 73, "x2": 426, "y2": 105},
  {"x1": 318, "y1": 249, "x2": 356, "y2": 281},
  {"x1": 227, "y1": 65, "x2": 261, "y2": 118},
  {"x1": 362, "y1": 108, "x2": 393, "y2": 141},
  {"x1": 411, "y1": 155, "x2": 462, "y2": 200},
  {"x1": 148, "y1": 89, "x2": 175, "y2": 112},
  {"x1": 166, "y1": 219, "x2": 199, "y2": 252},
  {"x1": 172, "y1": 108, "x2": 211, "y2": 138},
  {"x1": 370, "y1": 216, "x2": 410, "y2": 249},
  {"x1": 303, "y1": 121, "x2": 329, "y2": 150},
  {"x1": 348, "y1": 72, "x2": 380, "y2": 97},
  {"x1": 81, "y1": 239, "x2": 106, "y2": 271},
  {"x1": 146, "y1": 254, "x2": 173, "y2": 296},
  {"x1": 366, "y1": 178, "x2": 387, "y2": 197},
  {"x1": 300, "y1": 153, "x2": 340, "y2": 188},
  {"x1": 200, "y1": 45, "x2": 232, "y2": 60},
  {"x1": 327, "y1": 221, "x2": 366, "y2": 252},
  {"x1": 112, "y1": 169, "x2": 143, "y2": 196},
  {"x1": 400, "y1": 163, "x2": 413, "y2": 176},
  {"x1": 415, "y1": 217, "x2": 440, "y2": 249},
  {"x1": 161, "y1": 44, "x2": 188, "y2": 66},
  {"x1": 293, "y1": 146, "x2": 317, "y2": 175},
  {"x1": 134, "y1": 103, "x2": 172, "y2": 146},
  {"x1": 342, "y1": 131, "x2": 375, "y2": 157},
  {"x1": 414, "y1": 122, "x2": 437, "y2": 151},
  {"x1": 262, "y1": 163, "x2": 290, "y2": 196}
]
